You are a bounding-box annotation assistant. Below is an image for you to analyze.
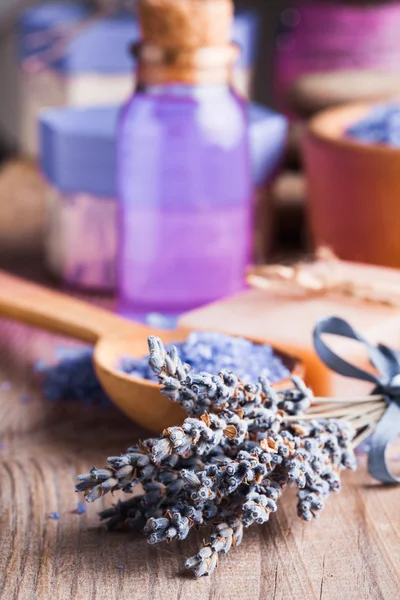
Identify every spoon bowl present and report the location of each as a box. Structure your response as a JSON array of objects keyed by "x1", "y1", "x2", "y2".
[
  {"x1": 0, "y1": 271, "x2": 302, "y2": 432},
  {"x1": 94, "y1": 330, "x2": 189, "y2": 430}
]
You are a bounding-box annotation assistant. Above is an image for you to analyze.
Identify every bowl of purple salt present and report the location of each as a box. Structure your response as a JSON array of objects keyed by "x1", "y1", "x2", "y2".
[
  {"x1": 120, "y1": 331, "x2": 297, "y2": 384},
  {"x1": 37, "y1": 331, "x2": 302, "y2": 413},
  {"x1": 303, "y1": 101, "x2": 400, "y2": 269}
]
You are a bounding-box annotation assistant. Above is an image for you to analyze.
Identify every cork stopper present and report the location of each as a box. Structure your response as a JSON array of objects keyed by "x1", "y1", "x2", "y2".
[{"x1": 137, "y1": 0, "x2": 234, "y2": 49}]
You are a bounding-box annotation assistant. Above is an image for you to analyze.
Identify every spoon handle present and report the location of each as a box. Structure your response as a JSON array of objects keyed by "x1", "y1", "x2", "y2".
[{"x1": 0, "y1": 270, "x2": 142, "y2": 343}]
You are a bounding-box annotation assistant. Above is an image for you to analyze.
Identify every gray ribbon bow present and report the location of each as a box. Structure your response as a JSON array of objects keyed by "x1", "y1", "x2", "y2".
[{"x1": 313, "y1": 316, "x2": 400, "y2": 484}]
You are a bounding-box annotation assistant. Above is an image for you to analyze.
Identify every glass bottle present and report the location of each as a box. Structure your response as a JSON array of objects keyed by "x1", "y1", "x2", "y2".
[{"x1": 117, "y1": 14, "x2": 253, "y2": 317}]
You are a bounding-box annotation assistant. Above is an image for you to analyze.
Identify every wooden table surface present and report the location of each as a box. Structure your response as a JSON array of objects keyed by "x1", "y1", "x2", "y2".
[
  {"x1": 0, "y1": 317, "x2": 399, "y2": 600},
  {"x1": 0, "y1": 161, "x2": 400, "y2": 599}
]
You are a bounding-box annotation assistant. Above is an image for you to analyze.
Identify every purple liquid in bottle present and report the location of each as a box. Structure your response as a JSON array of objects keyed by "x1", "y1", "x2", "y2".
[{"x1": 118, "y1": 83, "x2": 253, "y2": 317}]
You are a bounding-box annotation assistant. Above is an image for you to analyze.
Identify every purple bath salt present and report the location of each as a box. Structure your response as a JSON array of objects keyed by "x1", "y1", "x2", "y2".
[
  {"x1": 121, "y1": 331, "x2": 290, "y2": 384},
  {"x1": 36, "y1": 331, "x2": 290, "y2": 405},
  {"x1": 346, "y1": 103, "x2": 400, "y2": 146},
  {"x1": 74, "y1": 502, "x2": 86, "y2": 515},
  {"x1": 35, "y1": 348, "x2": 109, "y2": 405}
]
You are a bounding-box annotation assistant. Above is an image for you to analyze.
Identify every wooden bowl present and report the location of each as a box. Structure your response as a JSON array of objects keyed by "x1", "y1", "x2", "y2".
[{"x1": 303, "y1": 102, "x2": 400, "y2": 268}]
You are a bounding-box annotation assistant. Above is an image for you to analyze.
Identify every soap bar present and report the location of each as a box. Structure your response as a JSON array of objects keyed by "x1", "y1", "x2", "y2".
[
  {"x1": 178, "y1": 261, "x2": 400, "y2": 397},
  {"x1": 40, "y1": 106, "x2": 118, "y2": 290}
]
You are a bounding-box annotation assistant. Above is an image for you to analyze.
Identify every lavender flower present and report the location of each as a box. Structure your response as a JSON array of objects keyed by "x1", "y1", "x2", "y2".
[
  {"x1": 76, "y1": 336, "x2": 356, "y2": 577},
  {"x1": 185, "y1": 517, "x2": 244, "y2": 577}
]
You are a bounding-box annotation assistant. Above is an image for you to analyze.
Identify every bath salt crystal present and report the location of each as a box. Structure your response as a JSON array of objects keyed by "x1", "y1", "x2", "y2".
[
  {"x1": 35, "y1": 349, "x2": 109, "y2": 405},
  {"x1": 74, "y1": 502, "x2": 86, "y2": 515},
  {"x1": 144, "y1": 313, "x2": 177, "y2": 329},
  {"x1": 120, "y1": 332, "x2": 291, "y2": 384}
]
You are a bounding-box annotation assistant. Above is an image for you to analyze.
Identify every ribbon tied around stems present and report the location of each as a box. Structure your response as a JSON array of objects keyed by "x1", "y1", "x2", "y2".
[{"x1": 313, "y1": 316, "x2": 400, "y2": 484}]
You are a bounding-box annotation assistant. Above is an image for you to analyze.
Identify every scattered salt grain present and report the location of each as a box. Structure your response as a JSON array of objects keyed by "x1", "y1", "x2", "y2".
[
  {"x1": 35, "y1": 349, "x2": 109, "y2": 405},
  {"x1": 144, "y1": 313, "x2": 177, "y2": 329},
  {"x1": 75, "y1": 502, "x2": 86, "y2": 515}
]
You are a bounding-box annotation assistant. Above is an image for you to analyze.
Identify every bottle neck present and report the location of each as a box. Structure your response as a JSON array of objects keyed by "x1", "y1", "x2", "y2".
[{"x1": 134, "y1": 42, "x2": 239, "y2": 87}]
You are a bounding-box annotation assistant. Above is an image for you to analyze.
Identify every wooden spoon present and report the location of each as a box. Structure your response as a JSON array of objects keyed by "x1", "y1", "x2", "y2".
[{"x1": 0, "y1": 271, "x2": 301, "y2": 432}]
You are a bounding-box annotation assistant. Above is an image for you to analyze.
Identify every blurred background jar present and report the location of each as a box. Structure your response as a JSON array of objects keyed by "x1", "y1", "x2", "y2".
[{"x1": 18, "y1": 4, "x2": 138, "y2": 157}]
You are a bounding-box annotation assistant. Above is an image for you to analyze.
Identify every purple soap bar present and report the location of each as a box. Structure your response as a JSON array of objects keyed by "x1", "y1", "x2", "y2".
[
  {"x1": 40, "y1": 107, "x2": 119, "y2": 290},
  {"x1": 40, "y1": 104, "x2": 287, "y2": 196}
]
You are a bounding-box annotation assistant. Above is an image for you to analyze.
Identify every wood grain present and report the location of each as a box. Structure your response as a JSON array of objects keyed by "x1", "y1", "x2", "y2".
[{"x1": 0, "y1": 318, "x2": 400, "y2": 600}]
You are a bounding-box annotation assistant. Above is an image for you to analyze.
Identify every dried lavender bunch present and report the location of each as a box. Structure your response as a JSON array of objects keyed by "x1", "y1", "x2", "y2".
[
  {"x1": 76, "y1": 336, "x2": 357, "y2": 577},
  {"x1": 149, "y1": 335, "x2": 311, "y2": 418}
]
